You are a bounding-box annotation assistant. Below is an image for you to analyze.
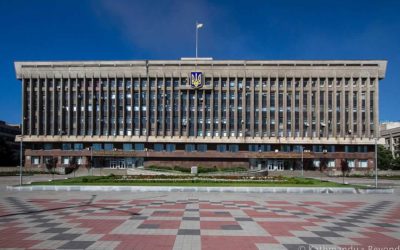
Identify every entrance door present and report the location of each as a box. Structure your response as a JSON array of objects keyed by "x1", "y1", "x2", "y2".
[{"x1": 119, "y1": 160, "x2": 125, "y2": 169}]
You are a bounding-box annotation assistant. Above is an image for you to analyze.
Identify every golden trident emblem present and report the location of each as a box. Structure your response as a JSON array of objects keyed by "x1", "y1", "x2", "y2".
[{"x1": 190, "y1": 72, "x2": 203, "y2": 88}]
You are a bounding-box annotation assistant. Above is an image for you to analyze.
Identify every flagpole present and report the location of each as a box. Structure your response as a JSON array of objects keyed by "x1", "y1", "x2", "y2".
[{"x1": 195, "y1": 21, "x2": 198, "y2": 58}]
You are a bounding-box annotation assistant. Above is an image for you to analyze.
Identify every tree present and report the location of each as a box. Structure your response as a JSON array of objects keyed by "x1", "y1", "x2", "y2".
[
  {"x1": 377, "y1": 145, "x2": 393, "y2": 170},
  {"x1": 65, "y1": 157, "x2": 79, "y2": 177},
  {"x1": 392, "y1": 157, "x2": 400, "y2": 170},
  {"x1": 319, "y1": 158, "x2": 328, "y2": 173},
  {"x1": 45, "y1": 157, "x2": 58, "y2": 180},
  {"x1": 0, "y1": 137, "x2": 16, "y2": 166},
  {"x1": 340, "y1": 159, "x2": 350, "y2": 184}
]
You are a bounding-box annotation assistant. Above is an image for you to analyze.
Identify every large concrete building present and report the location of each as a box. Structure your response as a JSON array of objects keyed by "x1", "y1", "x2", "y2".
[
  {"x1": 15, "y1": 59, "x2": 387, "y2": 171},
  {"x1": 380, "y1": 122, "x2": 400, "y2": 158}
]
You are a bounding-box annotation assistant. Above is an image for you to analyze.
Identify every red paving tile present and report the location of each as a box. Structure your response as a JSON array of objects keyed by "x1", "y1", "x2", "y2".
[
  {"x1": 202, "y1": 236, "x2": 278, "y2": 250},
  {"x1": 350, "y1": 232, "x2": 400, "y2": 248},
  {"x1": 70, "y1": 218, "x2": 125, "y2": 234},
  {"x1": 143, "y1": 219, "x2": 181, "y2": 229},
  {"x1": 200, "y1": 220, "x2": 240, "y2": 229},
  {"x1": 257, "y1": 221, "x2": 316, "y2": 236},
  {"x1": 102, "y1": 234, "x2": 176, "y2": 250},
  {"x1": 243, "y1": 209, "x2": 297, "y2": 218}
]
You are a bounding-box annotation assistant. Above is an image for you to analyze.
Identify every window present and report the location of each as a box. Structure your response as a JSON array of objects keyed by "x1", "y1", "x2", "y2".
[
  {"x1": 135, "y1": 143, "x2": 145, "y2": 151},
  {"x1": 185, "y1": 144, "x2": 195, "y2": 152},
  {"x1": 197, "y1": 144, "x2": 207, "y2": 152},
  {"x1": 61, "y1": 157, "x2": 69, "y2": 165},
  {"x1": 31, "y1": 156, "x2": 40, "y2": 165},
  {"x1": 359, "y1": 160, "x2": 368, "y2": 168},
  {"x1": 154, "y1": 144, "x2": 164, "y2": 152},
  {"x1": 328, "y1": 160, "x2": 336, "y2": 168},
  {"x1": 44, "y1": 143, "x2": 53, "y2": 150},
  {"x1": 348, "y1": 160, "x2": 355, "y2": 168},
  {"x1": 166, "y1": 144, "x2": 176, "y2": 152},
  {"x1": 104, "y1": 143, "x2": 114, "y2": 151},
  {"x1": 74, "y1": 143, "x2": 83, "y2": 150},
  {"x1": 62, "y1": 143, "x2": 72, "y2": 150},
  {"x1": 217, "y1": 144, "x2": 227, "y2": 152},
  {"x1": 229, "y1": 144, "x2": 239, "y2": 152},
  {"x1": 92, "y1": 143, "x2": 102, "y2": 151},
  {"x1": 123, "y1": 144, "x2": 132, "y2": 151}
]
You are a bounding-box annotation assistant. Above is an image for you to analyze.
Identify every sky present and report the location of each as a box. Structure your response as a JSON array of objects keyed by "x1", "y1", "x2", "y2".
[{"x1": 0, "y1": 0, "x2": 399, "y2": 124}]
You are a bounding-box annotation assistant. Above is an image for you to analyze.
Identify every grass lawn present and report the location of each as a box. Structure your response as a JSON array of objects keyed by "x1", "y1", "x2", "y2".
[{"x1": 30, "y1": 175, "x2": 361, "y2": 188}]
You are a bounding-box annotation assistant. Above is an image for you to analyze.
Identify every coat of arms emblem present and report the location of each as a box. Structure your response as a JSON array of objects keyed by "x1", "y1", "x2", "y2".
[{"x1": 190, "y1": 72, "x2": 203, "y2": 89}]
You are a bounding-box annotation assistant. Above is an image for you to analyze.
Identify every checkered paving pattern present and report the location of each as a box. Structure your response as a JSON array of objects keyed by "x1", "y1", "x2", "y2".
[{"x1": 0, "y1": 197, "x2": 399, "y2": 249}]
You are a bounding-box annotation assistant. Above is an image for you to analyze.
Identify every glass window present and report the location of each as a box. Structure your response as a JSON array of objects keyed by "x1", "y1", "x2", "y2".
[
  {"x1": 61, "y1": 157, "x2": 69, "y2": 165},
  {"x1": 166, "y1": 144, "x2": 176, "y2": 152},
  {"x1": 154, "y1": 143, "x2": 164, "y2": 152},
  {"x1": 217, "y1": 144, "x2": 227, "y2": 152},
  {"x1": 62, "y1": 143, "x2": 72, "y2": 150},
  {"x1": 328, "y1": 160, "x2": 336, "y2": 168},
  {"x1": 348, "y1": 160, "x2": 355, "y2": 168},
  {"x1": 73, "y1": 143, "x2": 83, "y2": 150},
  {"x1": 359, "y1": 160, "x2": 368, "y2": 168},
  {"x1": 31, "y1": 156, "x2": 40, "y2": 165},
  {"x1": 44, "y1": 143, "x2": 53, "y2": 150},
  {"x1": 123, "y1": 143, "x2": 132, "y2": 151},
  {"x1": 197, "y1": 144, "x2": 207, "y2": 152},
  {"x1": 185, "y1": 144, "x2": 195, "y2": 152},
  {"x1": 135, "y1": 143, "x2": 145, "y2": 151},
  {"x1": 229, "y1": 144, "x2": 239, "y2": 152},
  {"x1": 92, "y1": 143, "x2": 102, "y2": 151},
  {"x1": 104, "y1": 143, "x2": 114, "y2": 151}
]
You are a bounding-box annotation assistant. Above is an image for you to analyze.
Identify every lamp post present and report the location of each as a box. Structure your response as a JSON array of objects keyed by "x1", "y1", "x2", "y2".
[
  {"x1": 19, "y1": 135, "x2": 23, "y2": 186},
  {"x1": 301, "y1": 146, "x2": 304, "y2": 177},
  {"x1": 375, "y1": 138, "x2": 378, "y2": 188}
]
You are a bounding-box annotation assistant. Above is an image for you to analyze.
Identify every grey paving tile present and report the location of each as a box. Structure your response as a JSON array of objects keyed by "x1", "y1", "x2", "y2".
[
  {"x1": 324, "y1": 226, "x2": 350, "y2": 232},
  {"x1": 36, "y1": 223, "x2": 62, "y2": 228},
  {"x1": 235, "y1": 217, "x2": 253, "y2": 221},
  {"x1": 312, "y1": 231, "x2": 342, "y2": 237},
  {"x1": 182, "y1": 217, "x2": 200, "y2": 221},
  {"x1": 59, "y1": 241, "x2": 95, "y2": 249},
  {"x1": 42, "y1": 227, "x2": 70, "y2": 233},
  {"x1": 334, "y1": 222, "x2": 358, "y2": 227},
  {"x1": 137, "y1": 224, "x2": 160, "y2": 229},
  {"x1": 178, "y1": 229, "x2": 200, "y2": 235},
  {"x1": 283, "y1": 244, "x2": 309, "y2": 250},
  {"x1": 49, "y1": 233, "x2": 80, "y2": 241},
  {"x1": 130, "y1": 216, "x2": 148, "y2": 220},
  {"x1": 299, "y1": 237, "x2": 332, "y2": 245},
  {"x1": 220, "y1": 225, "x2": 242, "y2": 230}
]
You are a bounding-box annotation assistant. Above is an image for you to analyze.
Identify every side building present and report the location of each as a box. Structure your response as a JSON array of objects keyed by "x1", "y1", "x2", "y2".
[
  {"x1": 380, "y1": 122, "x2": 400, "y2": 158},
  {"x1": 0, "y1": 120, "x2": 21, "y2": 166},
  {"x1": 14, "y1": 59, "x2": 387, "y2": 171}
]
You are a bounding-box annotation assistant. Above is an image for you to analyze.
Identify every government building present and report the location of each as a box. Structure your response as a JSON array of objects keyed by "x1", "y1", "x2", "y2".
[{"x1": 15, "y1": 59, "x2": 387, "y2": 171}]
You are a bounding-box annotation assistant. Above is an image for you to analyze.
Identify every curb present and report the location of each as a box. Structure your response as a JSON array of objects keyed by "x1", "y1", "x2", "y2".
[{"x1": 6, "y1": 185, "x2": 394, "y2": 194}]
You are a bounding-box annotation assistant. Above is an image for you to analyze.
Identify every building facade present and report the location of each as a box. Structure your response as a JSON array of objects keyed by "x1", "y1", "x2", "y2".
[
  {"x1": 380, "y1": 122, "x2": 400, "y2": 158},
  {"x1": 15, "y1": 59, "x2": 387, "y2": 171},
  {"x1": 0, "y1": 120, "x2": 20, "y2": 166}
]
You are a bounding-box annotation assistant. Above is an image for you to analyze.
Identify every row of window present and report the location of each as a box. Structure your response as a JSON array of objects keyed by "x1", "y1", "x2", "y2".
[
  {"x1": 24, "y1": 87, "x2": 377, "y2": 137},
  {"x1": 29, "y1": 156, "x2": 369, "y2": 168},
  {"x1": 42, "y1": 143, "x2": 369, "y2": 153},
  {"x1": 25, "y1": 77, "x2": 377, "y2": 89}
]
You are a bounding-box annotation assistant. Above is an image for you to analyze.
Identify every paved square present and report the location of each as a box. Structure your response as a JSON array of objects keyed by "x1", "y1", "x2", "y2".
[{"x1": 0, "y1": 181, "x2": 399, "y2": 249}]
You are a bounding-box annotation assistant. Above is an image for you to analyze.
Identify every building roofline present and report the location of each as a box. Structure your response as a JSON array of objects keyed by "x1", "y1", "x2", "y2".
[{"x1": 14, "y1": 59, "x2": 388, "y2": 79}]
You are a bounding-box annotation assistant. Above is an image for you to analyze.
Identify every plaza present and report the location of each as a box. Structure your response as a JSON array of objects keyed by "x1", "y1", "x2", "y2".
[{"x1": 1, "y1": 176, "x2": 400, "y2": 250}]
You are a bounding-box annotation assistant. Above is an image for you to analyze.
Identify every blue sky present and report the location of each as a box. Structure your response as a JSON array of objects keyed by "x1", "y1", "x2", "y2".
[{"x1": 0, "y1": 0, "x2": 399, "y2": 124}]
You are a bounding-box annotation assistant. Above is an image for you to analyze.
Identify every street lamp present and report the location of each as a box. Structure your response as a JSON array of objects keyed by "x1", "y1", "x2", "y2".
[
  {"x1": 19, "y1": 135, "x2": 23, "y2": 186},
  {"x1": 374, "y1": 138, "x2": 378, "y2": 188},
  {"x1": 301, "y1": 146, "x2": 304, "y2": 177}
]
